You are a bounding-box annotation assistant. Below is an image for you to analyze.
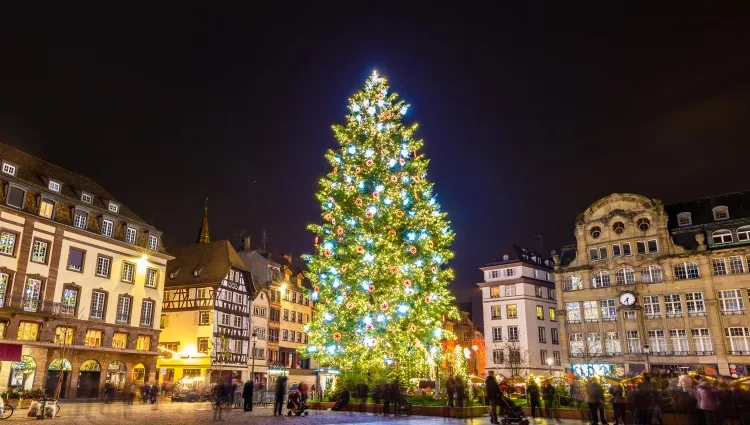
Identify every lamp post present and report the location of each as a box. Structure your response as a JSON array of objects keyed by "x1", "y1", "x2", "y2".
[
  {"x1": 642, "y1": 344, "x2": 650, "y2": 373},
  {"x1": 547, "y1": 357, "x2": 553, "y2": 376},
  {"x1": 250, "y1": 331, "x2": 258, "y2": 382}
]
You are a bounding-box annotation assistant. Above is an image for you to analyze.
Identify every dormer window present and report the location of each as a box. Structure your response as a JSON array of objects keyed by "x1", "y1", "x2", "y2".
[
  {"x1": 81, "y1": 193, "x2": 93, "y2": 204},
  {"x1": 713, "y1": 206, "x2": 729, "y2": 221},
  {"x1": 2, "y1": 163, "x2": 16, "y2": 176},
  {"x1": 108, "y1": 202, "x2": 119, "y2": 213},
  {"x1": 148, "y1": 235, "x2": 158, "y2": 251},
  {"x1": 48, "y1": 180, "x2": 61, "y2": 193},
  {"x1": 712, "y1": 229, "x2": 733, "y2": 245},
  {"x1": 125, "y1": 227, "x2": 137, "y2": 244},
  {"x1": 502, "y1": 254, "x2": 509, "y2": 261},
  {"x1": 677, "y1": 212, "x2": 692, "y2": 227}
]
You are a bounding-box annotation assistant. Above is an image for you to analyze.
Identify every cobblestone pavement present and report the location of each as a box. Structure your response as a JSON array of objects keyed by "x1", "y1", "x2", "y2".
[{"x1": 3, "y1": 401, "x2": 584, "y2": 425}]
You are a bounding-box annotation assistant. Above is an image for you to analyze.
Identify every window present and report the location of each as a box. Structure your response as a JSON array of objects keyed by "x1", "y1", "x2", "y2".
[
  {"x1": 491, "y1": 326, "x2": 503, "y2": 342},
  {"x1": 536, "y1": 305, "x2": 543, "y2": 320},
  {"x1": 31, "y1": 239, "x2": 49, "y2": 263},
  {"x1": 96, "y1": 255, "x2": 111, "y2": 277},
  {"x1": 563, "y1": 275, "x2": 582, "y2": 291},
  {"x1": 612, "y1": 221, "x2": 625, "y2": 234},
  {"x1": 584, "y1": 301, "x2": 598, "y2": 321},
  {"x1": 505, "y1": 285, "x2": 515, "y2": 296},
  {"x1": 91, "y1": 291, "x2": 106, "y2": 319},
  {"x1": 674, "y1": 262, "x2": 700, "y2": 280},
  {"x1": 101, "y1": 219, "x2": 114, "y2": 237},
  {"x1": 637, "y1": 240, "x2": 658, "y2": 254},
  {"x1": 551, "y1": 328, "x2": 559, "y2": 344},
  {"x1": 730, "y1": 256, "x2": 745, "y2": 274},
  {"x1": 109, "y1": 203, "x2": 119, "y2": 213},
  {"x1": 508, "y1": 326, "x2": 519, "y2": 341},
  {"x1": 136, "y1": 335, "x2": 151, "y2": 351},
  {"x1": 713, "y1": 206, "x2": 729, "y2": 221},
  {"x1": 148, "y1": 235, "x2": 158, "y2": 251},
  {"x1": 612, "y1": 244, "x2": 621, "y2": 257},
  {"x1": 566, "y1": 302, "x2": 581, "y2": 322},
  {"x1": 644, "y1": 295, "x2": 661, "y2": 318},
  {"x1": 54, "y1": 327, "x2": 74, "y2": 345},
  {"x1": 39, "y1": 199, "x2": 54, "y2": 219},
  {"x1": 197, "y1": 288, "x2": 207, "y2": 299},
  {"x1": 125, "y1": 228, "x2": 137, "y2": 244},
  {"x1": 197, "y1": 337, "x2": 209, "y2": 353},
  {"x1": 2, "y1": 163, "x2": 16, "y2": 175},
  {"x1": 592, "y1": 271, "x2": 611, "y2": 288},
  {"x1": 692, "y1": 329, "x2": 712, "y2": 353},
  {"x1": 145, "y1": 268, "x2": 158, "y2": 288},
  {"x1": 490, "y1": 287, "x2": 500, "y2": 298},
  {"x1": 0, "y1": 231, "x2": 17, "y2": 255},
  {"x1": 676, "y1": 212, "x2": 692, "y2": 227},
  {"x1": 506, "y1": 304, "x2": 517, "y2": 319},
  {"x1": 599, "y1": 246, "x2": 608, "y2": 260},
  {"x1": 622, "y1": 242, "x2": 632, "y2": 256},
  {"x1": 72, "y1": 210, "x2": 88, "y2": 229},
  {"x1": 548, "y1": 288, "x2": 555, "y2": 299},
  {"x1": 46, "y1": 181, "x2": 61, "y2": 193},
  {"x1": 719, "y1": 289, "x2": 745, "y2": 313},
  {"x1": 0, "y1": 273, "x2": 7, "y2": 308},
  {"x1": 219, "y1": 313, "x2": 230, "y2": 326},
  {"x1": 492, "y1": 349, "x2": 504, "y2": 364},
  {"x1": 116, "y1": 296, "x2": 131, "y2": 323},
  {"x1": 627, "y1": 330, "x2": 640, "y2": 353},
  {"x1": 590, "y1": 226, "x2": 601, "y2": 239},
  {"x1": 17, "y1": 322, "x2": 39, "y2": 341},
  {"x1": 67, "y1": 248, "x2": 85, "y2": 272},
  {"x1": 112, "y1": 332, "x2": 128, "y2": 349},
  {"x1": 713, "y1": 258, "x2": 728, "y2": 275},
  {"x1": 641, "y1": 265, "x2": 663, "y2": 283},
  {"x1": 199, "y1": 311, "x2": 210, "y2": 325},
  {"x1": 540, "y1": 349, "x2": 548, "y2": 364},
  {"x1": 490, "y1": 305, "x2": 502, "y2": 320},
  {"x1": 6, "y1": 186, "x2": 24, "y2": 209},
  {"x1": 649, "y1": 330, "x2": 667, "y2": 353},
  {"x1": 605, "y1": 332, "x2": 621, "y2": 354},
  {"x1": 233, "y1": 316, "x2": 242, "y2": 328},
  {"x1": 538, "y1": 327, "x2": 546, "y2": 343},
  {"x1": 569, "y1": 333, "x2": 584, "y2": 356},
  {"x1": 160, "y1": 314, "x2": 168, "y2": 329},
  {"x1": 738, "y1": 226, "x2": 750, "y2": 241},
  {"x1": 615, "y1": 268, "x2": 635, "y2": 285},
  {"x1": 22, "y1": 278, "x2": 42, "y2": 312},
  {"x1": 686, "y1": 293, "x2": 706, "y2": 316},
  {"x1": 291, "y1": 311, "x2": 296, "y2": 322},
  {"x1": 85, "y1": 330, "x2": 102, "y2": 347},
  {"x1": 637, "y1": 217, "x2": 651, "y2": 231},
  {"x1": 297, "y1": 313, "x2": 302, "y2": 324},
  {"x1": 727, "y1": 327, "x2": 750, "y2": 353},
  {"x1": 624, "y1": 310, "x2": 637, "y2": 320},
  {"x1": 505, "y1": 268, "x2": 515, "y2": 277},
  {"x1": 670, "y1": 329, "x2": 689, "y2": 353},
  {"x1": 601, "y1": 299, "x2": 616, "y2": 320},
  {"x1": 61, "y1": 287, "x2": 78, "y2": 316},
  {"x1": 549, "y1": 308, "x2": 556, "y2": 322},
  {"x1": 665, "y1": 294, "x2": 683, "y2": 317},
  {"x1": 535, "y1": 286, "x2": 543, "y2": 297},
  {"x1": 712, "y1": 230, "x2": 733, "y2": 244},
  {"x1": 140, "y1": 300, "x2": 154, "y2": 326},
  {"x1": 282, "y1": 330, "x2": 289, "y2": 341},
  {"x1": 121, "y1": 262, "x2": 135, "y2": 283},
  {"x1": 81, "y1": 192, "x2": 93, "y2": 203},
  {"x1": 489, "y1": 270, "x2": 500, "y2": 279},
  {"x1": 553, "y1": 351, "x2": 561, "y2": 366},
  {"x1": 589, "y1": 248, "x2": 598, "y2": 262}
]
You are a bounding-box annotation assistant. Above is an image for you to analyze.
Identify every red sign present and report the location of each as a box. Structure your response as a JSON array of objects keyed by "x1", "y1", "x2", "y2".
[{"x1": 0, "y1": 344, "x2": 22, "y2": 361}]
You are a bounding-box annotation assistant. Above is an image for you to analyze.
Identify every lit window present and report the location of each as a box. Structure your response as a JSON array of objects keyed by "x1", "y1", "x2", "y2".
[
  {"x1": 637, "y1": 218, "x2": 651, "y2": 231},
  {"x1": 627, "y1": 330, "x2": 640, "y2": 353},
  {"x1": 145, "y1": 268, "x2": 158, "y2": 288},
  {"x1": 674, "y1": 262, "x2": 700, "y2": 280},
  {"x1": 116, "y1": 296, "x2": 131, "y2": 323},
  {"x1": 54, "y1": 327, "x2": 74, "y2": 345},
  {"x1": 0, "y1": 273, "x2": 8, "y2": 308},
  {"x1": 39, "y1": 199, "x2": 54, "y2": 219},
  {"x1": 197, "y1": 337, "x2": 209, "y2": 353},
  {"x1": 61, "y1": 287, "x2": 78, "y2": 316},
  {"x1": 136, "y1": 335, "x2": 151, "y2": 351},
  {"x1": 665, "y1": 294, "x2": 682, "y2": 317},
  {"x1": 592, "y1": 271, "x2": 611, "y2": 288},
  {"x1": 199, "y1": 311, "x2": 210, "y2": 325},
  {"x1": 589, "y1": 226, "x2": 601, "y2": 239},
  {"x1": 140, "y1": 300, "x2": 154, "y2": 326},
  {"x1": 569, "y1": 333, "x2": 584, "y2": 356},
  {"x1": 506, "y1": 304, "x2": 517, "y2": 319},
  {"x1": 566, "y1": 302, "x2": 581, "y2": 322},
  {"x1": 96, "y1": 255, "x2": 111, "y2": 277},
  {"x1": 692, "y1": 329, "x2": 712, "y2": 353},
  {"x1": 719, "y1": 289, "x2": 745, "y2": 313},
  {"x1": 712, "y1": 230, "x2": 733, "y2": 245},
  {"x1": 85, "y1": 330, "x2": 103, "y2": 347},
  {"x1": 31, "y1": 239, "x2": 49, "y2": 263},
  {"x1": 491, "y1": 305, "x2": 502, "y2": 319},
  {"x1": 587, "y1": 333, "x2": 602, "y2": 354},
  {"x1": 48, "y1": 181, "x2": 61, "y2": 192},
  {"x1": 601, "y1": 299, "x2": 616, "y2": 320},
  {"x1": 81, "y1": 193, "x2": 93, "y2": 204},
  {"x1": 2, "y1": 163, "x2": 16, "y2": 175},
  {"x1": 713, "y1": 206, "x2": 729, "y2": 221},
  {"x1": 109, "y1": 203, "x2": 119, "y2": 213},
  {"x1": 125, "y1": 228, "x2": 137, "y2": 244},
  {"x1": 148, "y1": 235, "x2": 158, "y2": 251},
  {"x1": 641, "y1": 265, "x2": 663, "y2": 283},
  {"x1": 670, "y1": 329, "x2": 689, "y2": 353},
  {"x1": 615, "y1": 268, "x2": 635, "y2": 285},
  {"x1": 677, "y1": 212, "x2": 692, "y2": 227},
  {"x1": 563, "y1": 275, "x2": 582, "y2": 291},
  {"x1": 648, "y1": 330, "x2": 667, "y2": 352},
  {"x1": 112, "y1": 332, "x2": 128, "y2": 349},
  {"x1": 101, "y1": 219, "x2": 114, "y2": 237},
  {"x1": 536, "y1": 305, "x2": 543, "y2": 320},
  {"x1": 549, "y1": 307, "x2": 556, "y2": 322},
  {"x1": 73, "y1": 211, "x2": 88, "y2": 229},
  {"x1": 584, "y1": 301, "x2": 598, "y2": 321},
  {"x1": 644, "y1": 295, "x2": 661, "y2": 318},
  {"x1": 121, "y1": 262, "x2": 135, "y2": 283},
  {"x1": 507, "y1": 326, "x2": 519, "y2": 341},
  {"x1": 17, "y1": 322, "x2": 39, "y2": 341},
  {"x1": 22, "y1": 278, "x2": 42, "y2": 312},
  {"x1": 686, "y1": 293, "x2": 706, "y2": 315}
]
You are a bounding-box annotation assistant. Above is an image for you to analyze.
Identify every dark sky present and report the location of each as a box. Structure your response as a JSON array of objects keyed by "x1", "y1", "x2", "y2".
[{"x1": 1, "y1": 5, "x2": 749, "y2": 307}]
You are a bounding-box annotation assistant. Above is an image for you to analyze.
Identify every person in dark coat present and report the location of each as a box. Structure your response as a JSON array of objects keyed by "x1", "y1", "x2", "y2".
[
  {"x1": 274, "y1": 376, "x2": 287, "y2": 416},
  {"x1": 149, "y1": 382, "x2": 159, "y2": 404},
  {"x1": 243, "y1": 380, "x2": 254, "y2": 412},
  {"x1": 528, "y1": 382, "x2": 540, "y2": 418},
  {"x1": 485, "y1": 371, "x2": 500, "y2": 424},
  {"x1": 446, "y1": 374, "x2": 456, "y2": 407},
  {"x1": 383, "y1": 382, "x2": 392, "y2": 416},
  {"x1": 141, "y1": 383, "x2": 150, "y2": 404},
  {"x1": 455, "y1": 378, "x2": 465, "y2": 408}
]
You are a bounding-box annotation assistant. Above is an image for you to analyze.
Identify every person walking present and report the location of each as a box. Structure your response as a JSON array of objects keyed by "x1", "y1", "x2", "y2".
[
  {"x1": 455, "y1": 378, "x2": 465, "y2": 408},
  {"x1": 543, "y1": 383, "x2": 558, "y2": 422},
  {"x1": 103, "y1": 381, "x2": 113, "y2": 404},
  {"x1": 586, "y1": 379, "x2": 608, "y2": 425},
  {"x1": 141, "y1": 383, "x2": 150, "y2": 404},
  {"x1": 446, "y1": 374, "x2": 456, "y2": 407},
  {"x1": 383, "y1": 382, "x2": 392, "y2": 416},
  {"x1": 213, "y1": 380, "x2": 228, "y2": 421},
  {"x1": 528, "y1": 382, "x2": 540, "y2": 418},
  {"x1": 485, "y1": 371, "x2": 500, "y2": 424},
  {"x1": 274, "y1": 376, "x2": 287, "y2": 416},
  {"x1": 695, "y1": 378, "x2": 719, "y2": 425},
  {"x1": 243, "y1": 379, "x2": 254, "y2": 412},
  {"x1": 149, "y1": 382, "x2": 159, "y2": 404},
  {"x1": 610, "y1": 384, "x2": 626, "y2": 425}
]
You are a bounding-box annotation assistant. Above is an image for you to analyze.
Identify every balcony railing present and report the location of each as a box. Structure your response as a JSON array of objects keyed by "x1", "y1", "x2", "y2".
[
  {"x1": 688, "y1": 311, "x2": 707, "y2": 317},
  {"x1": 729, "y1": 350, "x2": 750, "y2": 355},
  {"x1": 721, "y1": 310, "x2": 746, "y2": 316},
  {"x1": 666, "y1": 312, "x2": 683, "y2": 318},
  {"x1": 602, "y1": 317, "x2": 617, "y2": 322},
  {"x1": 651, "y1": 351, "x2": 670, "y2": 356},
  {"x1": 604, "y1": 352, "x2": 622, "y2": 356},
  {"x1": 695, "y1": 350, "x2": 714, "y2": 355},
  {"x1": 492, "y1": 338, "x2": 503, "y2": 342},
  {"x1": 645, "y1": 314, "x2": 662, "y2": 320},
  {"x1": 491, "y1": 315, "x2": 502, "y2": 320},
  {"x1": 672, "y1": 351, "x2": 690, "y2": 356},
  {"x1": 567, "y1": 319, "x2": 581, "y2": 324},
  {"x1": 585, "y1": 318, "x2": 599, "y2": 323}
]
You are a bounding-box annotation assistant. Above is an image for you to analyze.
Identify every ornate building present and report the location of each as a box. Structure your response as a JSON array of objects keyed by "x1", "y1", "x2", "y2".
[
  {"x1": 158, "y1": 206, "x2": 259, "y2": 384},
  {"x1": 0, "y1": 142, "x2": 169, "y2": 399},
  {"x1": 555, "y1": 192, "x2": 750, "y2": 378}
]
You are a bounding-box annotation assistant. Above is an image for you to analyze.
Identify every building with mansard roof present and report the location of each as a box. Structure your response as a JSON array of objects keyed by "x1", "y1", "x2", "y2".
[
  {"x1": 157, "y1": 205, "x2": 259, "y2": 385},
  {"x1": 555, "y1": 191, "x2": 750, "y2": 378},
  {"x1": 0, "y1": 141, "x2": 171, "y2": 399}
]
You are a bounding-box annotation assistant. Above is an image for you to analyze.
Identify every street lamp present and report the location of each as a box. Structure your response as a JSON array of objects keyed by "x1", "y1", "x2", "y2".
[
  {"x1": 547, "y1": 357, "x2": 553, "y2": 376},
  {"x1": 642, "y1": 344, "x2": 650, "y2": 373},
  {"x1": 251, "y1": 331, "x2": 258, "y2": 382}
]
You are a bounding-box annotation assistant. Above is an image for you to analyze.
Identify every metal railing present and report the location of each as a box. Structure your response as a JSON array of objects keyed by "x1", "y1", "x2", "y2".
[{"x1": 721, "y1": 310, "x2": 746, "y2": 316}]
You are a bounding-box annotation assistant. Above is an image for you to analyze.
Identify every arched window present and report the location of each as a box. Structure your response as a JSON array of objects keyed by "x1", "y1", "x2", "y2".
[
  {"x1": 591, "y1": 271, "x2": 610, "y2": 288},
  {"x1": 563, "y1": 275, "x2": 582, "y2": 291},
  {"x1": 615, "y1": 268, "x2": 635, "y2": 285},
  {"x1": 641, "y1": 265, "x2": 663, "y2": 283},
  {"x1": 612, "y1": 222, "x2": 625, "y2": 234},
  {"x1": 713, "y1": 206, "x2": 729, "y2": 221},
  {"x1": 674, "y1": 262, "x2": 700, "y2": 280},
  {"x1": 712, "y1": 229, "x2": 733, "y2": 245},
  {"x1": 737, "y1": 226, "x2": 750, "y2": 242},
  {"x1": 637, "y1": 218, "x2": 651, "y2": 231},
  {"x1": 677, "y1": 212, "x2": 692, "y2": 227},
  {"x1": 589, "y1": 226, "x2": 601, "y2": 239}
]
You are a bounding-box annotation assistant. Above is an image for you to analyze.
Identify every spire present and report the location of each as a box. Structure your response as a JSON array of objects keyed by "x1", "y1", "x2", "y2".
[{"x1": 197, "y1": 198, "x2": 210, "y2": 244}]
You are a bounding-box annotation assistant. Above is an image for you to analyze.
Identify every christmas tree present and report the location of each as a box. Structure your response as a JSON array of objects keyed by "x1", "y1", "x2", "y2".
[{"x1": 303, "y1": 71, "x2": 458, "y2": 381}]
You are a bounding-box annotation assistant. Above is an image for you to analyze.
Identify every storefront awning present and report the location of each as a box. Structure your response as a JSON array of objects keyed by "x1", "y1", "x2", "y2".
[{"x1": 0, "y1": 344, "x2": 22, "y2": 361}]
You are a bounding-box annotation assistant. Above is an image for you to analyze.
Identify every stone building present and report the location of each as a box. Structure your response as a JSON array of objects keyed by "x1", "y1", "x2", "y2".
[
  {"x1": 248, "y1": 285, "x2": 269, "y2": 385},
  {"x1": 451, "y1": 303, "x2": 485, "y2": 377},
  {"x1": 479, "y1": 245, "x2": 561, "y2": 379},
  {"x1": 0, "y1": 141, "x2": 170, "y2": 399},
  {"x1": 555, "y1": 192, "x2": 750, "y2": 378}
]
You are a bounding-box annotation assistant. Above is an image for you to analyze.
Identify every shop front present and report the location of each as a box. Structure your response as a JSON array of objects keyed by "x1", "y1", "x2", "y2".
[{"x1": 571, "y1": 363, "x2": 625, "y2": 378}]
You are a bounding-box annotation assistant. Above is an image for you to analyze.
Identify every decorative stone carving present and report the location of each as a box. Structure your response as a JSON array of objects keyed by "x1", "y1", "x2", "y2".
[
  {"x1": 88, "y1": 213, "x2": 101, "y2": 233},
  {"x1": 668, "y1": 319, "x2": 683, "y2": 329},
  {"x1": 691, "y1": 318, "x2": 705, "y2": 327},
  {"x1": 604, "y1": 323, "x2": 615, "y2": 331},
  {"x1": 649, "y1": 321, "x2": 662, "y2": 329},
  {"x1": 24, "y1": 193, "x2": 39, "y2": 214},
  {"x1": 54, "y1": 201, "x2": 72, "y2": 225},
  {"x1": 586, "y1": 323, "x2": 599, "y2": 332},
  {"x1": 729, "y1": 317, "x2": 741, "y2": 326},
  {"x1": 695, "y1": 233, "x2": 706, "y2": 251}
]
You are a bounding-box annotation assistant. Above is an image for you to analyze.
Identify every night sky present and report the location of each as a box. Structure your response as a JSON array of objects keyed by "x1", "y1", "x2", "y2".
[{"x1": 1, "y1": 5, "x2": 749, "y2": 308}]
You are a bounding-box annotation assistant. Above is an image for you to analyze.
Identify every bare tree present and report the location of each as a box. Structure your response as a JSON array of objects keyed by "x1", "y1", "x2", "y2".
[
  {"x1": 497, "y1": 341, "x2": 530, "y2": 381},
  {"x1": 51, "y1": 303, "x2": 86, "y2": 399}
]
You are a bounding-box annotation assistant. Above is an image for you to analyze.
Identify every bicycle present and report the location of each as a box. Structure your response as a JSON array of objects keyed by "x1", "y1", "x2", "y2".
[{"x1": 210, "y1": 396, "x2": 232, "y2": 411}]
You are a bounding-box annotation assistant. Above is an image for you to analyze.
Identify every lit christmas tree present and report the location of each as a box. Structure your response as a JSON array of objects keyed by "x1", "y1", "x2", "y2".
[{"x1": 303, "y1": 71, "x2": 458, "y2": 381}]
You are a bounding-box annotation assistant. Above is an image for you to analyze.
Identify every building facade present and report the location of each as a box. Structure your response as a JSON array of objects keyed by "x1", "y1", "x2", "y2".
[
  {"x1": 555, "y1": 192, "x2": 750, "y2": 378},
  {"x1": 479, "y1": 245, "x2": 561, "y2": 379},
  {"x1": 0, "y1": 142, "x2": 169, "y2": 399},
  {"x1": 249, "y1": 288, "x2": 269, "y2": 385},
  {"x1": 450, "y1": 305, "x2": 485, "y2": 377}
]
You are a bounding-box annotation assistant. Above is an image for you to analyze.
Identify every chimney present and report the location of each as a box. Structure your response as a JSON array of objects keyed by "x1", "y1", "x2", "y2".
[
  {"x1": 283, "y1": 252, "x2": 292, "y2": 263},
  {"x1": 244, "y1": 236, "x2": 252, "y2": 251}
]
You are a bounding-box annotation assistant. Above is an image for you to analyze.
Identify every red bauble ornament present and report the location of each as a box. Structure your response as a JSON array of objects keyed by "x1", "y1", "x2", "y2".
[
  {"x1": 314, "y1": 286, "x2": 320, "y2": 292},
  {"x1": 368, "y1": 285, "x2": 376, "y2": 293},
  {"x1": 365, "y1": 324, "x2": 374, "y2": 331},
  {"x1": 365, "y1": 211, "x2": 373, "y2": 219},
  {"x1": 365, "y1": 159, "x2": 374, "y2": 167},
  {"x1": 381, "y1": 149, "x2": 388, "y2": 156},
  {"x1": 399, "y1": 158, "x2": 406, "y2": 166},
  {"x1": 324, "y1": 249, "x2": 332, "y2": 258},
  {"x1": 337, "y1": 227, "x2": 344, "y2": 236},
  {"x1": 388, "y1": 229, "x2": 396, "y2": 237},
  {"x1": 356, "y1": 246, "x2": 365, "y2": 254},
  {"x1": 390, "y1": 175, "x2": 398, "y2": 183},
  {"x1": 346, "y1": 302, "x2": 354, "y2": 310},
  {"x1": 354, "y1": 167, "x2": 361, "y2": 174},
  {"x1": 431, "y1": 266, "x2": 438, "y2": 274},
  {"x1": 389, "y1": 352, "x2": 395, "y2": 358},
  {"x1": 341, "y1": 264, "x2": 348, "y2": 272},
  {"x1": 390, "y1": 266, "x2": 399, "y2": 274},
  {"x1": 333, "y1": 332, "x2": 342, "y2": 341},
  {"x1": 409, "y1": 246, "x2": 418, "y2": 254},
  {"x1": 380, "y1": 302, "x2": 389, "y2": 311},
  {"x1": 409, "y1": 324, "x2": 417, "y2": 331},
  {"x1": 355, "y1": 198, "x2": 363, "y2": 206},
  {"x1": 314, "y1": 236, "x2": 320, "y2": 245},
  {"x1": 347, "y1": 185, "x2": 354, "y2": 192},
  {"x1": 396, "y1": 210, "x2": 405, "y2": 218},
  {"x1": 377, "y1": 93, "x2": 384, "y2": 100},
  {"x1": 331, "y1": 218, "x2": 336, "y2": 225},
  {"x1": 332, "y1": 167, "x2": 338, "y2": 174},
  {"x1": 414, "y1": 176, "x2": 422, "y2": 183},
  {"x1": 372, "y1": 191, "x2": 380, "y2": 199},
  {"x1": 404, "y1": 280, "x2": 412, "y2": 287},
  {"x1": 424, "y1": 296, "x2": 431, "y2": 303},
  {"x1": 324, "y1": 213, "x2": 332, "y2": 221}
]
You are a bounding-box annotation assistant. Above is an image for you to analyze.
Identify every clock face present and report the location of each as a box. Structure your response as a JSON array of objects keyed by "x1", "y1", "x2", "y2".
[{"x1": 619, "y1": 292, "x2": 636, "y2": 306}]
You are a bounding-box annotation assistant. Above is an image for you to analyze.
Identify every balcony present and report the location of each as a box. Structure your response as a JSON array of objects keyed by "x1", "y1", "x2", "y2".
[
  {"x1": 492, "y1": 338, "x2": 503, "y2": 342},
  {"x1": 688, "y1": 311, "x2": 707, "y2": 317},
  {"x1": 672, "y1": 351, "x2": 690, "y2": 356},
  {"x1": 604, "y1": 352, "x2": 622, "y2": 356},
  {"x1": 729, "y1": 350, "x2": 750, "y2": 355},
  {"x1": 721, "y1": 310, "x2": 746, "y2": 316},
  {"x1": 666, "y1": 312, "x2": 683, "y2": 318},
  {"x1": 651, "y1": 351, "x2": 670, "y2": 356}
]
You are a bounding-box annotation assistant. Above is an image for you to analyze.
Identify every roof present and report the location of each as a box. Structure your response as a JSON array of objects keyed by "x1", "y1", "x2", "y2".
[
  {"x1": 665, "y1": 190, "x2": 750, "y2": 228},
  {"x1": 482, "y1": 244, "x2": 554, "y2": 270},
  {"x1": 0, "y1": 141, "x2": 150, "y2": 226},
  {"x1": 165, "y1": 240, "x2": 255, "y2": 289}
]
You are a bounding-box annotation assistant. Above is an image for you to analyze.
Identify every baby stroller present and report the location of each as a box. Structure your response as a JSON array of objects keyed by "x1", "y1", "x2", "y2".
[
  {"x1": 498, "y1": 395, "x2": 529, "y2": 425},
  {"x1": 286, "y1": 390, "x2": 309, "y2": 416}
]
